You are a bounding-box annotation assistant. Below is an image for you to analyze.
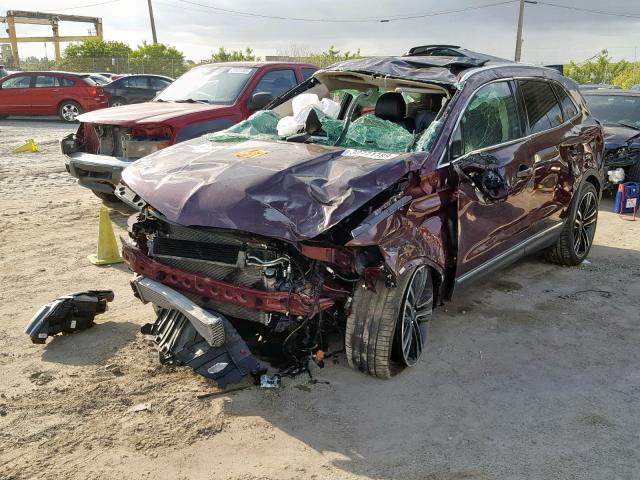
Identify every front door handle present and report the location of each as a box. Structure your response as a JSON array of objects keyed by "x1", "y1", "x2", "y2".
[{"x1": 516, "y1": 165, "x2": 533, "y2": 178}]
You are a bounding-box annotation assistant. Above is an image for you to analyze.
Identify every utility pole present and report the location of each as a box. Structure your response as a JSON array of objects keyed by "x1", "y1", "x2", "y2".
[
  {"x1": 147, "y1": 0, "x2": 158, "y2": 43},
  {"x1": 514, "y1": 0, "x2": 525, "y2": 62}
]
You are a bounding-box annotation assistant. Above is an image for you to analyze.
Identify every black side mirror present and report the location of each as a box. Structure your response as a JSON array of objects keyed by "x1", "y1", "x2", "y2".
[
  {"x1": 248, "y1": 92, "x2": 274, "y2": 111},
  {"x1": 454, "y1": 152, "x2": 508, "y2": 203}
]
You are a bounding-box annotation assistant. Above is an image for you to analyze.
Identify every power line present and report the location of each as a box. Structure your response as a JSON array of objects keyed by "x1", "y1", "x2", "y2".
[
  {"x1": 173, "y1": 0, "x2": 519, "y2": 23},
  {"x1": 54, "y1": 0, "x2": 122, "y2": 11},
  {"x1": 531, "y1": 1, "x2": 640, "y2": 20}
]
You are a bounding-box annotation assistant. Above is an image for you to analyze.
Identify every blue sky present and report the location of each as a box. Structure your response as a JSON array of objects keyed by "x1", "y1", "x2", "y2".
[{"x1": 7, "y1": 0, "x2": 640, "y2": 64}]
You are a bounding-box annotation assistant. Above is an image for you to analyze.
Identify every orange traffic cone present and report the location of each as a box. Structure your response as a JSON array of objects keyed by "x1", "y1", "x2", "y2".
[{"x1": 88, "y1": 207, "x2": 123, "y2": 265}]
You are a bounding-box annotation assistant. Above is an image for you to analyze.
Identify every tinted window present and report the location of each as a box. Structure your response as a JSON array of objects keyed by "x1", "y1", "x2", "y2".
[
  {"x1": 2, "y1": 75, "x2": 31, "y2": 89},
  {"x1": 253, "y1": 69, "x2": 297, "y2": 97},
  {"x1": 584, "y1": 94, "x2": 640, "y2": 128},
  {"x1": 302, "y1": 68, "x2": 316, "y2": 81},
  {"x1": 58, "y1": 77, "x2": 75, "y2": 87},
  {"x1": 35, "y1": 75, "x2": 56, "y2": 87},
  {"x1": 552, "y1": 83, "x2": 579, "y2": 121},
  {"x1": 124, "y1": 77, "x2": 149, "y2": 88},
  {"x1": 519, "y1": 80, "x2": 564, "y2": 133},
  {"x1": 454, "y1": 81, "x2": 522, "y2": 156},
  {"x1": 149, "y1": 77, "x2": 171, "y2": 89}
]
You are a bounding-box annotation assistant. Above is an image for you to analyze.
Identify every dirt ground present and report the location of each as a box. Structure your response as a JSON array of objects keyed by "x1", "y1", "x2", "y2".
[{"x1": 0, "y1": 118, "x2": 639, "y2": 480}]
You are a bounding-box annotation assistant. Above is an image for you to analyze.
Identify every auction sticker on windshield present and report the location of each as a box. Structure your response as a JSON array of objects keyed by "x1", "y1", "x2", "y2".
[
  {"x1": 341, "y1": 149, "x2": 399, "y2": 160},
  {"x1": 228, "y1": 68, "x2": 253, "y2": 74},
  {"x1": 235, "y1": 149, "x2": 269, "y2": 158}
]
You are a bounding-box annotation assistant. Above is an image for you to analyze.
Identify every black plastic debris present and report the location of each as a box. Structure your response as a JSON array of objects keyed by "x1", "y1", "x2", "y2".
[
  {"x1": 25, "y1": 290, "x2": 114, "y2": 344},
  {"x1": 142, "y1": 311, "x2": 263, "y2": 389}
]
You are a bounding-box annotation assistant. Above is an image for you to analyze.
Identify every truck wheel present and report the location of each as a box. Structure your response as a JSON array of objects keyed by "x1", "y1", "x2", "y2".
[
  {"x1": 92, "y1": 191, "x2": 119, "y2": 203},
  {"x1": 110, "y1": 97, "x2": 127, "y2": 107},
  {"x1": 58, "y1": 101, "x2": 82, "y2": 122},
  {"x1": 627, "y1": 162, "x2": 640, "y2": 182},
  {"x1": 345, "y1": 264, "x2": 433, "y2": 379},
  {"x1": 545, "y1": 182, "x2": 598, "y2": 266}
]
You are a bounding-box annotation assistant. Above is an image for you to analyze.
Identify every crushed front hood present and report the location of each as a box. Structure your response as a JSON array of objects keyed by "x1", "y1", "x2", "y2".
[
  {"x1": 603, "y1": 125, "x2": 640, "y2": 149},
  {"x1": 121, "y1": 137, "x2": 423, "y2": 241},
  {"x1": 76, "y1": 101, "x2": 229, "y2": 126}
]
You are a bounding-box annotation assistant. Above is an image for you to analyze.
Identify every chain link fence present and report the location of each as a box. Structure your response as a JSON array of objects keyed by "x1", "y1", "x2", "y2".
[{"x1": 18, "y1": 57, "x2": 191, "y2": 78}]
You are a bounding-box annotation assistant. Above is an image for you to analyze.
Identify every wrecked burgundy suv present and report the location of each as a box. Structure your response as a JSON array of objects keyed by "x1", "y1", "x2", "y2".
[{"x1": 119, "y1": 48, "x2": 604, "y2": 385}]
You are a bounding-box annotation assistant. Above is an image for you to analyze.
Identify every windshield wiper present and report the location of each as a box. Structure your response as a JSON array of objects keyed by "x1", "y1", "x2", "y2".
[{"x1": 173, "y1": 99, "x2": 211, "y2": 104}]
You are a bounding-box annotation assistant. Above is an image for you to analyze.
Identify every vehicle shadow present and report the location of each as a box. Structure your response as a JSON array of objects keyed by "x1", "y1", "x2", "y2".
[
  {"x1": 41, "y1": 320, "x2": 139, "y2": 366},
  {"x1": 217, "y1": 239, "x2": 640, "y2": 479}
]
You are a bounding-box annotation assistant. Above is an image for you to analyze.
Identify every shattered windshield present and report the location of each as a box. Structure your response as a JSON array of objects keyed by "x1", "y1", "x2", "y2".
[
  {"x1": 155, "y1": 65, "x2": 256, "y2": 105},
  {"x1": 584, "y1": 94, "x2": 640, "y2": 129},
  {"x1": 209, "y1": 84, "x2": 446, "y2": 154}
]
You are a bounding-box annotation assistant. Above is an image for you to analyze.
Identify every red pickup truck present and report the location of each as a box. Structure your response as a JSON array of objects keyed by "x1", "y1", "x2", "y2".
[{"x1": 62, "y1": 61, "x2": 317, "y2": 200}]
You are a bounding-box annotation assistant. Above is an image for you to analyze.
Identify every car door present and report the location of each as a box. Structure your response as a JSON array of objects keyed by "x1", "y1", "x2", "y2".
[
  {"x1": 30, "y1": 74, "x2": 60, "y2": 114},
  {"x1": 449, "y1": 80, "x2": 535, "y2": 279},
  {"x1": 0, "y1": 74, "x2": 33, "y2": 114},
  {"x1": 127, "y1": 76, "x2": 154, "y2": 103},
  {"x1": 516, "y1": 79, "x2": 580, "y2": 231}
]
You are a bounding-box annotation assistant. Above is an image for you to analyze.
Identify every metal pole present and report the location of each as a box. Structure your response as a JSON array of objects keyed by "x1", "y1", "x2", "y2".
[
  {"x1": 515, "y1": 0, "x2": 525, "y2": 62},
  {"x1": 147, "y1": 0, "x2": 158, "y2": 43}
]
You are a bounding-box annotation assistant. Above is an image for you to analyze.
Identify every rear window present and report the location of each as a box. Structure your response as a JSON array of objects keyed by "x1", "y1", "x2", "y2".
[
  {"x1": 34, "y1": 75, "x2": 56, "y2": 88},
  {"x1": 552, "y1": 83, "x2": 579, "y2": 121},
  {"x1": 124, "y1": 77, "x2": 149, "y2": 88},
  {"x1": 150, "y1": 77, "x2": 171, "y2": 89},
  {"x1": 58, "y1": 77, "x2": 75, "y2": 87},
  {"x1": 519, "y1": 80, "x2": 564, "y2": 134}
]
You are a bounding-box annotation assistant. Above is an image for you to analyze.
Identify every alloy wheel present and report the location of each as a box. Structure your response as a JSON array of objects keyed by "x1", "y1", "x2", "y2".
[
  {"x1": 61, "y1": 104, "x2": 80, "y2": 122},
  {"x1": 573, "y1": 191, "x2": 597, "y2": 257},
  {"x1": 399, "y1": 265, "x2": 433, "y2": 366}
]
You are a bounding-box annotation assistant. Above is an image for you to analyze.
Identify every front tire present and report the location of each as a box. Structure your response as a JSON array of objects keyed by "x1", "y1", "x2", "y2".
[
  {"x1": 545, "y1": 182, "x2": 599, "y2": 266},
  {"x1": 58, "y1": 101, "x2": 82, "y2": 122},
  {"x1": 345, "y1": 264, "x2": 433, "y2": 378}
]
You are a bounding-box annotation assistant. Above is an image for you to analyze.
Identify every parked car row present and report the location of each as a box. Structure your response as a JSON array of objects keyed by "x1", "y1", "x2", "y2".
[
  {"x1": 103, "y1": 47, "x2": 604, "y2": 384},
  {"x1": 0, "y1": 70, "x2": 176, "y2": 121}
]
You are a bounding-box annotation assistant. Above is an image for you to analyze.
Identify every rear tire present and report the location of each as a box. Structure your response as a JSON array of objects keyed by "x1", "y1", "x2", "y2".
[
  {"x1": 92, "y1": 190, "x2": 119, "y2": 203},
  {"x1": 545, "y1": 182, "x2": 598, "y2": 266},
  {"x1": 110, "y1": 97, "x2": 127, "y2": 107},
  {"x1": 58, "y1": 101, "x2": 82, "y2": 122},
  {"x1": 345, "y1": 265, "x2": 433, "y2": 378},
  {"x1": 627, "y1": 162, "x2": 640, "y2": 182}
]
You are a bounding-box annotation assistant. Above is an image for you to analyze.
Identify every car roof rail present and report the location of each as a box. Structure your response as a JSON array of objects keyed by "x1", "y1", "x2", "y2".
[{"x1": 405, "y1": 45, "x2": 463, "y2": 56}]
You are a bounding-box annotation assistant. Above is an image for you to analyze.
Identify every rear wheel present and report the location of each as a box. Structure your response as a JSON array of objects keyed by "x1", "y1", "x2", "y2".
[
  {"x1": 110, "y1": 97, "x2": 127, "y2": 107},
  {"x1": 545, "y1": 182, "x2": 598, "y2": 266},
  {"x1": 58, "y1": 101, "x2": 82, "y2": 122},
  {"x1": 345, "y1": 264, "x2": 433, "y2": 378}
]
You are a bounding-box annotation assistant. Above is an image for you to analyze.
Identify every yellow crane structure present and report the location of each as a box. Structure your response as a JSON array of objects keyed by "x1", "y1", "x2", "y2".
[{"x1": 0, "y1": 10, "x2": 103, "y2": 67}]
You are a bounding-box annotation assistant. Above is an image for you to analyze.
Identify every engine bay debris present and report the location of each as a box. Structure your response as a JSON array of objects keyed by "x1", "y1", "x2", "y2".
[{"x1": 25, "y1": 290, "x2": 114, "y2": 344}]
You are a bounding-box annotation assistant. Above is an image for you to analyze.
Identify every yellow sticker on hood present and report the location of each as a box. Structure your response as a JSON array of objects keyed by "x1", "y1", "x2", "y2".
[{"x1": 235, "y1": 149, "x2": 269, "y2": 158}]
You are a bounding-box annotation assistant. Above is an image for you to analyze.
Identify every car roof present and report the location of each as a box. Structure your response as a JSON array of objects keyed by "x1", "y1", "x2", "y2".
[{"x1": 196, "y1": 61, "x2": 317, "y2": 70}]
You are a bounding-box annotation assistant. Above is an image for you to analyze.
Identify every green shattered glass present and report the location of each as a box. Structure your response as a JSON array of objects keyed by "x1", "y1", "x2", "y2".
[
  {"x1": 208, "y1": 110, "x2": 280, "y2": 142},
  {"x1": 342, "y1": 115, "x2": 414, "y2": 152},
  {"x1": 313, "y1": 107, "x2": 345, "y2": 144}
]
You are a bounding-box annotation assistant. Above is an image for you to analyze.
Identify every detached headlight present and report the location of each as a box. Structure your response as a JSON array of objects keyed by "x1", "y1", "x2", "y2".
[{"x1": 123, "y1": 135, "x2": 171, "y2": 160}]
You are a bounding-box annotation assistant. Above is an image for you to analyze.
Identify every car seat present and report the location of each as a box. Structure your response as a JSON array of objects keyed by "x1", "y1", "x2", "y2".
[{"x1": 374, "y1": 92, "x2": 415, "y2": 132}]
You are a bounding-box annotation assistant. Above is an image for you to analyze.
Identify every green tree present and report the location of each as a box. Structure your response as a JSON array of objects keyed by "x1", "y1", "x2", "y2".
[
  {"x1": 308, "y1": 46, "x2": 362, "y2": 68},
  {"x1": 57, "y1": 38, "x2": 132, "y2": 73},
  {"x1": 564, "y1": 54, "x2": 636, "y2": 87},
  {"x1": 210, "y1": 47, "x2": 258, "y2": 62},
  {"x1": 129, "y1": 41, "x2": 187, "y2": 77},
  {"x1": 62, "y1": 38, "x2": 131, "y2": 59}
]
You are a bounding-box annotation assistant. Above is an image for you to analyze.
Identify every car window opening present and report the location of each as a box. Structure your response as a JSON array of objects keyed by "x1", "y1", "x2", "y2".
[{"x1": 209, "y1": 72, "x2": 450, "y2": 154}]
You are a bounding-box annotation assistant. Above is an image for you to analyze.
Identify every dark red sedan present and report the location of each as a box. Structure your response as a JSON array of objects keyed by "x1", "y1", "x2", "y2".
[{"x1": 0, "y1": 71, "x2": 109, "y2": 122}]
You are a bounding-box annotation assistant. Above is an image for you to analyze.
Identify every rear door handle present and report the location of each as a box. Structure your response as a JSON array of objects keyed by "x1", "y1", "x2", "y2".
[{"x1": 516, "y1": 165, "x2": 533, "y2": 178}]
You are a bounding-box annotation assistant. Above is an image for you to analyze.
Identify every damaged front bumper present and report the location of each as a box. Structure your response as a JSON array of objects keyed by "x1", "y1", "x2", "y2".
[
  {"x1": 132, "y1": 276, "x2": 262, "y2": 388},
  {"x1": 64, "y1": 150, "x2": 131, "y2": 194}
]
